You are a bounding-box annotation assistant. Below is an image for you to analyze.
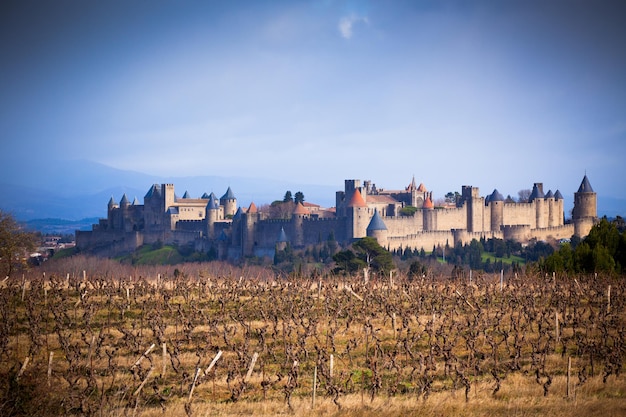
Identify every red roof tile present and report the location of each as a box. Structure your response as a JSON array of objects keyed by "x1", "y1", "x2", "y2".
[
  {"x1": 293, "y1": 202, "x2": 310, "y2": 215},
  {"x1": 347, "y1": 189, "x2": 367, "y2": 208}
]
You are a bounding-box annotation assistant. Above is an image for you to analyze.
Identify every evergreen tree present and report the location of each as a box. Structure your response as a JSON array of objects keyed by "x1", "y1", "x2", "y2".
[{"x1": 352, "y1": 237, "x2": 395, "y2": 275}]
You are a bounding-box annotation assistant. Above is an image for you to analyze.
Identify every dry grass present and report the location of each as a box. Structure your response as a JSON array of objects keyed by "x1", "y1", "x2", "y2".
[{"x1": 125, "y1": 374, "x2": 626, "y2": 417}]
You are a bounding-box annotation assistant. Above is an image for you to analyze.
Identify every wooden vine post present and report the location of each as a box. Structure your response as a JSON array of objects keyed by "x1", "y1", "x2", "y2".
[
  {"x1": 567, "y1": 356, "x2": 572, "y2": 399},
  {"x1": 312, "y1": 366, "x2": 318, "y2": 409},
  {"x1": 47, "y1": 351, "x2": 54, "y2": 387},
  {"x1": 245, "y1": 352, "x2": 259, "y2": 382},
  {"x1": 162, "y1": 342, "x2": 167, "y2": 376}
]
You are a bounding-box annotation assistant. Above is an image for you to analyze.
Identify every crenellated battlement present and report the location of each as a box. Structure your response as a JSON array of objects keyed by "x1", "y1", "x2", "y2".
[{"x1": 76, "y1": 175, "x2": 597, "y2": 260}]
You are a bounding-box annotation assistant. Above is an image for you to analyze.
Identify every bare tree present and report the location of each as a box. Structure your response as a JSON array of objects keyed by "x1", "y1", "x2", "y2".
[
  {"x1": 0, "y1": 210, "x2": 37, "y2": 277},
  {"x1": 517, "y1": 189, "x2": 531, "y2": 203}
]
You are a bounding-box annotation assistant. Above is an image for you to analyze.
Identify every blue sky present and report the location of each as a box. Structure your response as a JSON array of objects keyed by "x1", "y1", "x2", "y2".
[{"x1": 1, "y1": 0, "x2": 625, "y2": 205}]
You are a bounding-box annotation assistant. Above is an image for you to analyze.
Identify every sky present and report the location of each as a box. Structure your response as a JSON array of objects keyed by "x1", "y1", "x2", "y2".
[{"x1": 1, "y1": 0, "x2": 625, "y2": 205}]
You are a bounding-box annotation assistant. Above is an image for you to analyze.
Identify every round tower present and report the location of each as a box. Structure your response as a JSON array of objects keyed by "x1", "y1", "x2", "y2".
[
  {"x1": 107, "y1": 196, "x2": 117, "y2": 229},
  {"x1": 276, "y1": 227, "x2": 289, "y2": 252},
  {"x1": 554, "y1": 190, "x2": 565, "y2": 226},
  {"x1": 291, "y1": 202, "x2": 309, "y2": 247},
  {"x1": 544, "y1": 190, "x2": 557, "y2": 227},
  {"x1": 220, "y1": 187, "x2": 237, "y2": 218},
  {"x1": 205, "y1": 193, "x2": 220, "y2": 239},
  {"x1": 573, "y1": 175, "x2": 597, "y2": 238},
  {"x1": 347, "y1": 188, "x2": 369, "y2": 241},
  {"x1": 489, "y1": 189, "x2": 504, "y2": 232},
  {"x1": 366, "y1": 209, "x2": 388, "y2": 247},
  {"x1": 422, "y1": 193, "x2": 435, "y2": 231},
  {"x1": 529, "y1": 183, "x2": 545, "y2": 229}
]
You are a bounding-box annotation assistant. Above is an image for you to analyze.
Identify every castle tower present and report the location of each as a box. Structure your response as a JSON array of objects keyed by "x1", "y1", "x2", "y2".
[
  {"x1": 554, "y1": 190, "x2": 565, "y2": 225},
  {"x1": 337, "y1": 179, "x2": 364, "y2": 217},
  {"x1": 143, "y1": 184, "x2": 163, "y2": 232},
  {"x1": 573, "y1": 175, "x2": 597, "y2": 237},
  {"x1": 230, "y1": 207, "x2": 244, "y2": 248},
  {"x1": 529, "y1": 183, "x2": 546, "y2": 229},
  {"x1": 544, "y1": 190, "x2": 557, "y2": 227},
  {"x1": 162, "y1": 184, "x2": 175, "y2": 211},
  {"x1": 462, "y1": 186, "x2": 484, "y2": 232},
  {"x1": 206, "y1": 193, "x2": 220, "y2": 239},
  {"x1": 366, "y1": 209, "x2": 388, "y2": 247},
  {"x1": 107, "y1": 196, "x2": 117, "y2": 229},
  {"x1": 220, "y1": 187, "x2": 237, "y2": 217},
  {"x1": 488, "y1": 189, "x2": 504, "y2": 232},
  {"x1": 347, "y1": 188, "x2": 369, "y2": 241},
  {"x1": 276, "y1": 227, "x2": 289, "y2": 252},
  {"x1": 422, "y1": 193, "x2": 435, "y2": 231},
  {"x1": 120, "y1": 193, "x2": 130, "y2": 208},
  {"x1": 116, "y1": 194, "x2": 131, "y2": 231},
  {"x1": 242, "y1": 202, "x2": 259, "y2": 256},
  {"x1": 292, "y1": 202, "x2": 310, "y2": 247}
]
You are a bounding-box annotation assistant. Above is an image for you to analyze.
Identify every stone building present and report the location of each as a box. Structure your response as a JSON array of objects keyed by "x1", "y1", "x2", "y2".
[{"x1": 76, "y1": 175, "x2": 597, "y2": 259}]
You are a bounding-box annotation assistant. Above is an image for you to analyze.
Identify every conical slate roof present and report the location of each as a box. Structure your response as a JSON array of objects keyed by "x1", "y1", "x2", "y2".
[
  {"x1": 544, "y1": 190, "x2": 554, "y2": 199},
  {"x1": 578, "y1": 175, "x2": 594, "y2": 193},
  {"x1": 201, "y1": 192, "x2": 210, "y2": 199},
  {"x1": 132, "y1": 197, "x2": 139, "y2": 205},
  {"x1": 182, "y1": 191, "x2": 191, "y2": 199},
  {"x1": 277, "y1": 227, "x2": 289, "y2": 242},
  {"x1": 347, "y1": 189, "x2": 367, "y2": 208},
  {"x1": 108, "y1": 196, "x2": 116, "y2": 207},
  {"x1": 144, "y1": 184, "x2": 161, "y2": 198},
  {"x1": 554, "y1": 190, "x2": 564, "y2": 200},
  {"x1": 529, "y1": 183, "x2": 545, "y2": 201},
  {"x1": 367, "y1": 210, "x2": 387, "y2": 231},
  {"x1": 233, "y1": 207, "x2": 244, "y2": 219},
  {"x1": 489, "y1": 189, "x2": 505, "y2": 202},
  {"x1": 207, "y1": 193, "x2": 219, "y2": 210},
  {"x1": 120, "y1": 194, "x2": 130, "y2": 206},
  {"x1": 221, "y1": 187, "x2": 235, "y2": 200}
]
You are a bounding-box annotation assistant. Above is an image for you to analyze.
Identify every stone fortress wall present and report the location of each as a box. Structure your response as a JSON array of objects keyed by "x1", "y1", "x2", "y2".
[{"x1": 76, "y1": 175, "x2": 597, "y2": 260}]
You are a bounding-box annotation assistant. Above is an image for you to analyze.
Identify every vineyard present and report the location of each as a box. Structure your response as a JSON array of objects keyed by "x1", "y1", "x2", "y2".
[{"x1": 1, "y1": 257, "x2": 625, "y2": 417}]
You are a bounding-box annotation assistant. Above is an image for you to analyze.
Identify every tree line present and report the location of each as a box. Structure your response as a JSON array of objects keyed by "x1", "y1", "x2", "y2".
[{"x1": 541, "y1": 217, "x2": 626, "y2": 274}]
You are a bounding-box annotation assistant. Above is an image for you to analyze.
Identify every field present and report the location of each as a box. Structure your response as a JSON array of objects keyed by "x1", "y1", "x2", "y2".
[{"x1": 1, "y1": 256, "x2": 625, "y2": 416}]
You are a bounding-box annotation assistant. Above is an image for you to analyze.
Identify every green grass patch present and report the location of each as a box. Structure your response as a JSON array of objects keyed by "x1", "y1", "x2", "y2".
[
  {"x1": 481, "y1": 252, "x2": 525, "y2": 265},
  {"x1": 117, "y1": 245, "x2": 184, "y2": 265},
  {"x1": 51, "y1": 246, "x2": 78, "y2": 259}
]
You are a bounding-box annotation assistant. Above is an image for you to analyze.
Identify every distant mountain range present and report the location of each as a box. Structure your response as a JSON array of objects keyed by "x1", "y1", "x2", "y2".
[
  {"x1": 0, "y1": 159, "x2": 337, "y2": 225},
  {"x1": 1, "y1": 159, "x2": 624, "y2": 234}
]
